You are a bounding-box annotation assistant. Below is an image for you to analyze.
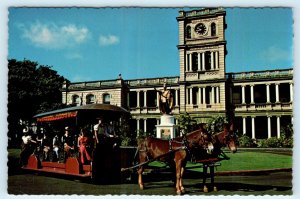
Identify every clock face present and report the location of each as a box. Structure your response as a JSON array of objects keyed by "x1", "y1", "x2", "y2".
[{"x1": 195, "y1": 23, "x2": 207, "y2": 35}]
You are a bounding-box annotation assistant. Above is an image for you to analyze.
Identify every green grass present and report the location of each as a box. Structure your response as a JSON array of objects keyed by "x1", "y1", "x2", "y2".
[{"x1": 148, "y1": 151, "x2": 292, "y2": 172}]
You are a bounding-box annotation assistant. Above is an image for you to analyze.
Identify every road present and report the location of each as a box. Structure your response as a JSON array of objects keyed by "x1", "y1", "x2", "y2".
[{"x1": 8, "y1": 169, "x2": 292, "y2": 195}]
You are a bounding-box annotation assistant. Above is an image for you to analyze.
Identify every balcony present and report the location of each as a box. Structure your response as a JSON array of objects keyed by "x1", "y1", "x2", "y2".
[{"x1": 234, "y1": 102, "x2": 293, "y2": 112}]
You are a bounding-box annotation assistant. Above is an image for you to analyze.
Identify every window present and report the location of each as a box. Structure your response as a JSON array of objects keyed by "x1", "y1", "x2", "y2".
[
  {"x1": 205, "y1": 51, "x2": 212, "y2": 70},
  {"x1": 192, "y1": 52, "x2": 198, "y2": 71},
  {"x1": 72, "y1": 95, "x2": 80, "y2": 106},
  {"x1": 86, "y1": 94, "x2": 95, "y2": 104},
  {"x1": 186, "y1": 26, "x2": 191, "y2": 39},
  {"x1": 103, "y1": 93, "x2": 111, "y2": 104},
  {"x1": 211, "y1": 23, "x2": 216, "y2": 36}
]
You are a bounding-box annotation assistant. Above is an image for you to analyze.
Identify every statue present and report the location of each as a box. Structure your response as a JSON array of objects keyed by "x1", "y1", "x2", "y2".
[{"x1": 155, "y1": 83, "x2": 173, "y2": 115}]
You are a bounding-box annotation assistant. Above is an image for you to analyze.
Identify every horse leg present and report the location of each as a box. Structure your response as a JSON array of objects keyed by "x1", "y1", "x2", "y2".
[
  {"x1": 210, "y1": 165, "x2": 217, "y2": 191},
  {"x1": 137, "y1": 166, "x2": 144, "y2": 190},
  {"x1": 203, "y1": 164, "x2": 208, "y2": 193},
  {"x1": 175, "y1": 160, "x2": 183, "y2": 195},
  {"x1": 179, "y1": 166, "x2": 185, "y2": 194}
]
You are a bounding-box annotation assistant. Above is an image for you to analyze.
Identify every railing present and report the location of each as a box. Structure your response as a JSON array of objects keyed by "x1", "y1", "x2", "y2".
[
  {"x1": 226, "y1": 69, "x2": 293, "y2": 80},
  {"x1": 126, "y1": 76, "x2": 179, "y2": 87},
  {"x1": 68, "y1": 79, "x2": 122, "y2": 90},
  {"x1": 182, "y1": 8, "x2": 224, "y2": 17},
  {"x1": 234, "y1": 102, "x2": 292, "y2": 111}
]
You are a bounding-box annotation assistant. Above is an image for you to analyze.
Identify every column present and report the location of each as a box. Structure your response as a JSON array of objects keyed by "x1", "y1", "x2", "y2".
[
  {"x1": 157, "y1": 118, "x2": 160, "y2": 125},
  {"x1": 266, "y1": 84, "x2": 270, "y2": 103},
  {"x1": 144, "y1": 119, "x2": 147, "y2": 133},
  {"x1": 137, "y1": 91, "x2": 140, "y2": 107},
  {"x1": 197, "y1": 53, "x2": 201, "y2": 71},
  {"x1": 175, "y1": 89, "x2": 179, "y2": 106},
  {"x1": 215, "y1": 51, "x2": 219, "y2": 69},
  {"x1": 189, "y1": 88, "x2": 193, "y2": 105},
  {"x1": 198, "y1": 87, "x2": 202, "y2": 105},
  {"x1": 243, "y1": 117, "x2": 246, "y2": 135},
  {"x1": 267, "y1": 116, "x2": 271, "y2": 138},
  {"x1": 290, "y1": 83, "x2": 293, "y2": 102},
  {"x1": 144, "y1": 90, "x2": 147, "y2": 107},
  {"x1": 211, "y1": 86, "x2": 215, "y2": 104},
  {"x1": 156, "y1": 91, "x2": 160, "y2": 107},
  {"x1": 250, "y1": 85, "x2": 254, "y2": 104},
  {"x1": 137, "y1": 119, "x2": 140, "y2": 136},
  {"x1": 203, "y1": 87, "x2": 206, "y2": 104},
  {"x1": 202, "y1": 53, "x2": 205, "y2": 71},
  {"x1": 216, "y1": 86, "x2": 219, "y2": 104},
  {"x1": 275, "y1": 83, "x2": 279, "y2": 103},
  {"x1": 242, "y1": 85, "x2": 245, "y2": 104},
  {"x1": 251, "y1": 117, "x2": 255, "y2": 139},
  {"x1": 277, "y1": 116, "x2": 281, "y2": 138},
  {"x1": 189, "y1": 54, "x2": 192, "y2": 72},
  {"x1": 211, "y1": 52, "x2": 214, "y2": 70}
]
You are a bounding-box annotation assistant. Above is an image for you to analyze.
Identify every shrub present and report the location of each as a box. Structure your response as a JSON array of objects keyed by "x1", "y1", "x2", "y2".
[{"x1": 238, "y1": 135, "x2": 255, "y2": 147}]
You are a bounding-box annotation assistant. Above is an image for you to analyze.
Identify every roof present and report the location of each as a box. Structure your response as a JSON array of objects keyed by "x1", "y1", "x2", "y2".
[{"x1": 34, "y1": 104, "x2": 129, "y2": 122}]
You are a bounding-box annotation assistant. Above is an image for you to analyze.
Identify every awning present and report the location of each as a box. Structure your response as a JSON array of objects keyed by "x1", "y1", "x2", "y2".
[{"x1": 37, "y1": 111, "x2": 78, "y2": 122}]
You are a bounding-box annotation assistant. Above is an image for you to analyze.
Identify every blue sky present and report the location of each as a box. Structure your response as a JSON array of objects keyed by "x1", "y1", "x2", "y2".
[{"x1": 8, "y1": 7, "x2": 293, "y2": 82}]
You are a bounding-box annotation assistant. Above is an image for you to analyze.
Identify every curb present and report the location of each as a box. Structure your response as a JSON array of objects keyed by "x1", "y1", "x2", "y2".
[{"x1": 215, "y1": 168, "x2": 292, "y2": 176}]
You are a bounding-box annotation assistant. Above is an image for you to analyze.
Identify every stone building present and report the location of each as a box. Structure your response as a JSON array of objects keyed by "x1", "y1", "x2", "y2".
[{"x1": 61, "y1": 8, "x2": 293, "y2": 139}]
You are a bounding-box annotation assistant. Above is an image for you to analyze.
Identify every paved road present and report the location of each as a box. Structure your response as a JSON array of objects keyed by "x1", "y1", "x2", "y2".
[{"x1": 8, "y1": 169, "x2": 292, "y2": 195}]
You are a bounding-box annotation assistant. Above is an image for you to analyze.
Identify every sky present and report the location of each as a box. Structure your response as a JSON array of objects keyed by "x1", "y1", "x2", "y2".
[{"x1": 8, "y1": 7, "x2": 293, "y2": 82}]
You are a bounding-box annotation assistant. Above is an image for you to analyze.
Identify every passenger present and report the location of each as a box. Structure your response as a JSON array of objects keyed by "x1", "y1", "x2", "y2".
[
  {"x1": 41, "y1": 134, "x2": 51, "y2": 160},
  {"x1": 20, "y1": 127, "x2": 37, "y2": 166},
  {"x1": 78, "y1": 128, "x2": 92, "y2": 164},
  {"x1": 107, "y1": 121, "x2": 117, "y2": 137},
  {"x1": 52, "y1": 134, "x2": 60, "y2": 160},
  {"x1": 61, "y1": 126, "x2": 74, "y2": 156},
  {"x1": 93, "y1": 118, "x2": 109, "y2": 145}
]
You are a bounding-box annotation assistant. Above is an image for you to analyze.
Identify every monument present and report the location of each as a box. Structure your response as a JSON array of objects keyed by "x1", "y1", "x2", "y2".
[{"x1": 155, "y1": 83, "x2": 178, "y2": 139}]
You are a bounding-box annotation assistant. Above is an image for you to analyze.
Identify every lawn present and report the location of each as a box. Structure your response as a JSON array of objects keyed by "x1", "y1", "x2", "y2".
[{"x1": 148, "y1": 150, "x2": 292, "y2": 172}]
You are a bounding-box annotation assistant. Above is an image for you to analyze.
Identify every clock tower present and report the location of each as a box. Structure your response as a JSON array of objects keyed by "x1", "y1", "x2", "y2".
[{"x1": 177, "y1": 8, "x2": 227, "y2": 121}]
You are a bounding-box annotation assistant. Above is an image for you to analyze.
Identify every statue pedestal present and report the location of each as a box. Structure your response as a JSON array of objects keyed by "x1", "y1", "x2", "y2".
[{"x1": 156, "y1": 114, "x2": 178, "y2": 139}]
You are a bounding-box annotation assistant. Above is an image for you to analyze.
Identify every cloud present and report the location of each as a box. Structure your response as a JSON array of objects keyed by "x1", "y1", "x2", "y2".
[
  {"x1": 98, "y1": 35, "x2": 120, "y2": 46},
  {"x1": 260, "y1": 45, "x2": 292, "y2": 63},
  {"x1": 17, "y1": 21, "x2": 90, "y2": 49},
  {"x1": 64, "y1": 52, "x2": 83, "y2": 60}
]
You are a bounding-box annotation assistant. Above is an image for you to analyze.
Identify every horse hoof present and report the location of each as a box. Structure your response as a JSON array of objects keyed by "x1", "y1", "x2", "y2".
[
  {"x1": 180, "y1": 188, "x2": 186, "y2": 194},
  {"x1": 203, "y1": 186, "x2": 209, "y2": 193},
  {"x1": 176, "y1": 190, "x2": 182, "y2": 195},
  {"x1": 213, "y1": 186, "x2": 218, "y2": 192},
  {"x1": 139, "y1": 184, "x2": 144, "y2": 190}
]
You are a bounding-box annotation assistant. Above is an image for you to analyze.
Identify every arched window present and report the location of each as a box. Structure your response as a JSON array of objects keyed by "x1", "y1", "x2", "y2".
[
  {"x1": 186, "y1": 26, "x2": 191, "y2": 39},
  {"x1": 72, "y1": 95, "x2": 80, "y2": 106},
  {"x1": 103, "y1": 93, "x2": 111, "y2": 104},
  {"x1": 86, "y1": 94, "x2": 95, "y2": 104},
  {"x1": 211, "y1": 23, "x2": 216, "y2": 36}
]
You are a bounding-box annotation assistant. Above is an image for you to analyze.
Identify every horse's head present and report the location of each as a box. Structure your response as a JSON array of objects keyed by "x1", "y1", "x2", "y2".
[
  {"x1": 186, "y1": 124, "x2": 214, "y2": 154},
  {"x1": 221, "y1": 123, "x2": 238, "y2": 153}
]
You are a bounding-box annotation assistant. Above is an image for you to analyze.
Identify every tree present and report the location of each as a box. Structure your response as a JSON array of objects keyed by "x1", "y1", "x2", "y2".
[
  {"x1": 206, "y1": 115, "x2": 228, "y2": 134},
  {"x1": 8, "y1": 59, "x2": 68, "y2": 146},
  {"x1": 177, "y1": 112, "x2": 196, "y2": 134}
]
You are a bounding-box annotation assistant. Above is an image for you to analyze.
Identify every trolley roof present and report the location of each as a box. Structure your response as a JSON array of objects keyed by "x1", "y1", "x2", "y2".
[{"x1": 34, "y1": 104, "x2": 129, "y2": 122}]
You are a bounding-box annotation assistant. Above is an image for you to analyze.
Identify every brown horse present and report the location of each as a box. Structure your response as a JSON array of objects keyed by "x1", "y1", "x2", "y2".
[
  {"x1": 201, "y1": 123, "x2": 238, "y2": 192},
  {"x1": 137, "y1": 124, "x2": 213, "y2": 195}
]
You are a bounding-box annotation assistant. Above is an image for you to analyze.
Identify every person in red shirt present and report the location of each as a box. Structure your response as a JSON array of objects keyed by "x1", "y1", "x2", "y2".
[{"x1": 78, "y1": 128, "x2": 92, "y2": 164}]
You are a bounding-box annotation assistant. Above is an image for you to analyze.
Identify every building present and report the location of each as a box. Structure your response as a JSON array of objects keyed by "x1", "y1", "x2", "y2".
[{"x1": 61, "y1": 8, "x2": 293, "y2": 139}]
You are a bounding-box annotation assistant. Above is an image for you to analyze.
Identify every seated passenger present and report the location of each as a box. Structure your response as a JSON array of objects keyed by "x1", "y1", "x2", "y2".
[
  {"x1": 78, "y1": 128, "x2": 92, "y2": 164},
  {"x1": 61, "y1": 126, "x2": 74, "y2": 156},
  {"x1": 52, "y1": 134, "x2": 60, "y2": 160}
]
